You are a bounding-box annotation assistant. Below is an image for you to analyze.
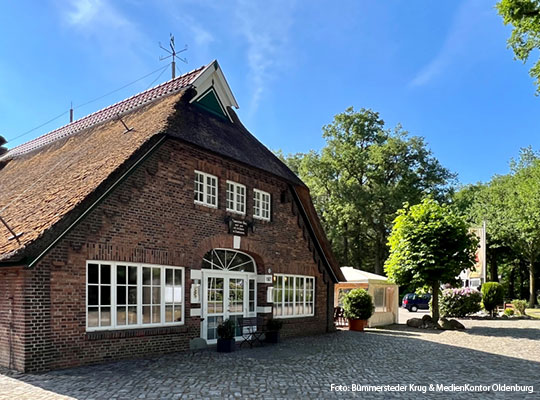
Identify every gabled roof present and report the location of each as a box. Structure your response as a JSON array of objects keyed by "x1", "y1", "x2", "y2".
[{"x1": 0, "y1": 60, "x2": 342, "y2": 281}]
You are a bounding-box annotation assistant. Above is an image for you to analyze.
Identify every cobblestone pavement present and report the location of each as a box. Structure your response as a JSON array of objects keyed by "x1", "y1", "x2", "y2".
[{"x1": 1, "y1": 319, "x2": 539, "y2": 399}]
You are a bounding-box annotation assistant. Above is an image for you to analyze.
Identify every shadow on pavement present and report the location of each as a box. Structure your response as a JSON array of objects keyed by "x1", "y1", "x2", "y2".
[{"x1": 1, "y1": 329, "x2": 539, "y2": 399}]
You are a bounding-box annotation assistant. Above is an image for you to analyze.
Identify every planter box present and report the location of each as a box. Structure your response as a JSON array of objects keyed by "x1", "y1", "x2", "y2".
[
  {"x1": 217, "y1": 338, "x2": 235, "y2": 352},
  {"x1": 265, "y1": 331, "x2": 280, "y2": 344},
  {"x1": 348, "y1": 319, "x2": 367, "y2": 331}
]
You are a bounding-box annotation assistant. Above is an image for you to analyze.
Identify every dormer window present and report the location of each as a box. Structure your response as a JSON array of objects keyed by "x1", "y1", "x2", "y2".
[
  {"x1": 194, "y1": 171, "x2": 218, "y2": 208},
  {"x1": 226, "y1": 181, "x2": 246, "y2": 214},
  {"x1": 253, "y1": 189, "x2": 271, "y2": 221}
]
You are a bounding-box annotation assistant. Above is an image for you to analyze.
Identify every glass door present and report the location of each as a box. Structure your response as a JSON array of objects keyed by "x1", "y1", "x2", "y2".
[
  {"x1": 205, "y1": 276, "x2": 224, "y2": 341},
  {"x1": 202, "y1": 273, "x2": 250, "y2": 342},
  {"x1": 227, "y1": 277, "x2": 245, "y2": 337}
]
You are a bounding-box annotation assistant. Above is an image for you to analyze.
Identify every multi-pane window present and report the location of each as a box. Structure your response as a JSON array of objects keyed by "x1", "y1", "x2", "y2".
[
  {"x1": 273, "y1": 274, "x2": 315, "y2": 318},
  {"x1": 116, "y1": 265, "x2": 138, "y2": 326},
  {"x1": 248, "y1": 278, "x2": 256, "y2": 313},
  {"x1": 87, "y1": 263, "x2": 111, "y2": 328},
  {"x1": 142, "y1": 266, "x2": 161, "y2": 324},
  {"x1": 253, "y1": 189, "x2": 271, "y2": 221},
  {"x1": 86, "y1": 262, "x2": 184, "y2": 331},
  {"x1": 226, "y1": 181, "x2": 246, "y2": 214},
  {"x1": 194, "y1": 171, "x2": 218, "y2": 208}
]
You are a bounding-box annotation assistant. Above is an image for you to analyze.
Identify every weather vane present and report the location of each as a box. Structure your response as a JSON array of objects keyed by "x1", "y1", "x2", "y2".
[{"x1": 159, "y1": 34, "x2": 188, "y2": 79}]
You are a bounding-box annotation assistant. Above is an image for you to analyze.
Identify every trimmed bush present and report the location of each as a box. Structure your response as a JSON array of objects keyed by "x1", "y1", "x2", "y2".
[
  {"x1": 511, "y1": 299, "x2": 527, "y2": 316},
  {"x1": 343, "y1": 288, "x2": 374, "y2": 320},
  {"x1": 439, "y1": 287, "x2": 482, "y2": 317},
  {"x1": 481, "y1": 282, "x2": 504, "y2": 316},
  {"x1": 504, "y1": 308, "x2": 514, "y2": 316}
]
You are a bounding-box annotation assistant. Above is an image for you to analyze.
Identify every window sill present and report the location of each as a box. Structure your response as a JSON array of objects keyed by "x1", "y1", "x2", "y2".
[
  {"x1": 194, "y1": 201, "x2": 218, "y2": 209},
  {"x1": 274, "y1": 314, "x2": 316, "y2": 320},
  {"x1": 85, "y1": 325, "x2": 188, "y2": 341},
  {"x1": 253, "y1": 216, "x2": 271, "y2": 223}
]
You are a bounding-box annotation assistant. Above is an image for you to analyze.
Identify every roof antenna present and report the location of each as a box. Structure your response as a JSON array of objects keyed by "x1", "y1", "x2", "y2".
[
  {"x1": 70, "y1": 101, "x2": 74, "y2": 123},
  {"x1": 116, "y1": 113, "x2": 133, "y2": 134},
  {"x1": 159, "y1": 34, "x2": 187, "y2": 79},
  {"x1": 0, "y1": 215, "x2": 23, "y2": 243}
]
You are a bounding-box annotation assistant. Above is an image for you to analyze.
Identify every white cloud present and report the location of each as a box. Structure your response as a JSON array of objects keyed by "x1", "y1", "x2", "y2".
[
  {"x1": 234, "y1": 0, "x2": 296, "y2": 114},
  {"x1": 64, "y1": 0, "x2": 131, "y2": 31},
  {"x1": 59, "y1": 0, "x2": 154, "y2": 73},
  {"x1": 410, "y1": 0, "x2": 492, "y2": 87}
]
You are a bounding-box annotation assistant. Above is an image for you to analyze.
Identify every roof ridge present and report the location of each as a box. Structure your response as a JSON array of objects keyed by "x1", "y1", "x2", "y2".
[{"x1": 2, "y1": 64, "x2": 207, "y2": 160}]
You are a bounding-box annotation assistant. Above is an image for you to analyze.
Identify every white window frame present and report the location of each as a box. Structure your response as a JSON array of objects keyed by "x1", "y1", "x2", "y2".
[
  {"x1": 194, "y1": 170, "x2": 218, "y2": 208},
  {"x1": 253, "y1": 189, "x2": 271, "y2": 221},
  {"x1": 226, "y1": 180, "x2": 246, "y2": 215},
  {"x1": 273, "y1": 274, "x2": 315, "y2": 318},
  {"x1": 86, "y1": 261, "x2": 185, "y2": 332}
]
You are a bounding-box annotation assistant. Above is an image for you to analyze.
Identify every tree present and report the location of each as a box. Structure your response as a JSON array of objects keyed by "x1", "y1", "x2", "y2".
[
  {"x1": 385, "y1": 198, "x2": 478, "y2": 322},
  {"x1": 453, "y1": 148, "x2": 540, "y2": 307},
  {"x1": 280, "y1": 107, "x2": 454, "y2": 274},
  {"x1": 497, "y1": 0, "x2": 540, "y2": 94}
]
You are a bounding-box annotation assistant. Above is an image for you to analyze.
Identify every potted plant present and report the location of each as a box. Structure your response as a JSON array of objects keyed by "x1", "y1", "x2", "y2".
[
  {"x1": 265, "y1": 318, "x2": 283, "y2": 343},
  {"x1": 343, "y1": 288, "x2": 374, "y2": 331},
  {"x1": 217, "y1": 319, "x2": 236, "y2": 352}
]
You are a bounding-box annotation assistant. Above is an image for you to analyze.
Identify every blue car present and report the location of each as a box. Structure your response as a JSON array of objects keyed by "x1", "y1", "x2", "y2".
[{"x1": 402, "y1": 293, "x2": 431, "y2": 312}]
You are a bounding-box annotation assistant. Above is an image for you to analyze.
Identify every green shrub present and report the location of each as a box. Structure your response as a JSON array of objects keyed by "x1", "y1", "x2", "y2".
[
  {"x1": 217, "y1": 319, "x2": 236, "y2": 339},
  {"x1": 481, "y1": 282, "x2": 504, "y2": 316},
  {"x1": 511, "y1": 299, "x2": 527, "y2": 316},
  {"x1": 504, "y1": 308, "x2": 514, "y2": 316},
  {"x1": 440, "y1": 288, "x2": 482, "y2": 317},
  {"x1": 267, "y1": 319, "x2": 283, "y2": 332},
  {"x1": 343, "y1": 288, "x2": 374, "y2": 320}
]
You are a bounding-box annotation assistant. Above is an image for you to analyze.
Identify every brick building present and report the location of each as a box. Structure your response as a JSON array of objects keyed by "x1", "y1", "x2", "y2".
[{"x1": 0, "y1": 60, "x2": 344, "y2": 372}]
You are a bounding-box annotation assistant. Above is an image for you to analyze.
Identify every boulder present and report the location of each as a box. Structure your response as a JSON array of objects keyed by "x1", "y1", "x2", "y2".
[
  {"x1": 440, "y1": 318, "x2": 465, "y2": 330},
  {"x1": 407, "y1": 318, "x2": 424, "y2": 328}
]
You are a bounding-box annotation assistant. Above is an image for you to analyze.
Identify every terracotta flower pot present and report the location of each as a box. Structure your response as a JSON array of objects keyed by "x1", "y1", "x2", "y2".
[{"x1": 348, "y1": 319, "x2": 367, "y2": 331}]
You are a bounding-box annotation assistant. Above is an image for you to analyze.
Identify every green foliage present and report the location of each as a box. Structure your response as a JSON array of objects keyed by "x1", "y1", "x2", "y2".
[
  {"x1": 217, "y1": 319, "x2": 236, "y2": 339},
  {"x1": 385, "y1": 198, "x2": 478, "y2": 287},
  {"x1": 453, "y1": 147, "x2": 540, "y2": 306},
  {"x1": 342, "y1": 288, "x2": 374, "y2": 320},
  {"x1": 504, "y1": 308, "x2": 515, "y2": 316},
  {"x1": 497, "y1": 0, "x2": 540, "y2": 94},
  {"x1": 266, "y1": 319, "x2": 283, "y2": 332},
  {"x1": 481, "y1": 282, "x2": 505, "y2": 314},
  {"x1": 511, "y1": 299, "x2": 528, "y2": 315},
  {"x1": 439, "y1": 288, "x2": 483, "y2": 318},
  {"x1": 385, "y1": 198, "x2": 478, "y2": 320},
  {"x1": 279, "y1": 107, "x2": 454, "y2": 274}
]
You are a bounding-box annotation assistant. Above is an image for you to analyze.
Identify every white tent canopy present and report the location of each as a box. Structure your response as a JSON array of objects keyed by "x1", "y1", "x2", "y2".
[{"x1": 341, "y1": 266, "x2": 389, "y2": 283}]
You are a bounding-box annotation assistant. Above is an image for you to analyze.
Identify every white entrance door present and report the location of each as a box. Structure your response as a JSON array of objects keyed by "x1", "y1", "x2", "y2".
[{"x1": 202, "y1": 272, "x2": 249, "y2": 342}]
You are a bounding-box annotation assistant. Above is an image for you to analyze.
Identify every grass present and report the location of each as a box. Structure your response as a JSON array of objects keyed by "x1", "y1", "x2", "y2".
[{"x1": 525, "y1": 308, "x2": 540, "y2": 319}]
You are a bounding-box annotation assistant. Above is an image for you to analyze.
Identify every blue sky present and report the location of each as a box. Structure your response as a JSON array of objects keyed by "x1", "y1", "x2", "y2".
[{"x1": 0, "y1": 0, "x2": 538, "y2": 184}]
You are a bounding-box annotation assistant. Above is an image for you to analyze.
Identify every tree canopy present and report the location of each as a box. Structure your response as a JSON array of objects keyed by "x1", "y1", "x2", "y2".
[
  {"x1": 385, "y1": 198, "x2": 478, "y2": 321},
  {"x1": 453, "y1": 147, "x2": 540, "y2": 306},
  {"x1": 497, "y1": 0, "x2": 540, "y2": 94},
  {"x1": 280, "y1": 107, "x2": 454, "y2": 274}
]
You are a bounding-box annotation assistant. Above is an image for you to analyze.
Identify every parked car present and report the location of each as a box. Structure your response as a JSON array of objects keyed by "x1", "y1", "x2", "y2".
[{"x1": 402, "y1": 293, "x2": 431, "y2": 312}]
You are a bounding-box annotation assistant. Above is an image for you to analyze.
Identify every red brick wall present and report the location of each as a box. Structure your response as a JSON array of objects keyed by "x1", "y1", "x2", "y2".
[
  {"x1": 0, "y1": 267, "x2": 26, "y2": 370},
  {"x1": 20, "y1": 138, "x2": 335, "y2": 371}
]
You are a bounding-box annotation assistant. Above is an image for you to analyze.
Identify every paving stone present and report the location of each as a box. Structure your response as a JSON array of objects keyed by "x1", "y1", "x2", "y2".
[{"x1": 0, "y1": 319, "x2": 539, "y2": 399}]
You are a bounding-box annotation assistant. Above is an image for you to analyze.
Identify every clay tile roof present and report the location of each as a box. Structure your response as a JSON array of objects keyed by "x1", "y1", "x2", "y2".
[{"x1": 1, "y1": 65, "x2": 204, "y2": 161}]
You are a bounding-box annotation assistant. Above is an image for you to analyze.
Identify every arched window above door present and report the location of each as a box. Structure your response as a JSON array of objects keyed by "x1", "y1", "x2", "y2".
[{"x1": 202, "y1": 249, "x2": 256, "y2": 273}]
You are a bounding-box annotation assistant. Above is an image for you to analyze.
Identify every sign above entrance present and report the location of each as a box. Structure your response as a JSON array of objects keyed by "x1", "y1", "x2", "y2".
[{"x1": 225, "y1": 216, "x2": 251, "y2": 236}]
